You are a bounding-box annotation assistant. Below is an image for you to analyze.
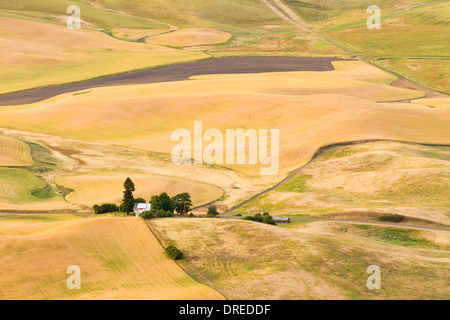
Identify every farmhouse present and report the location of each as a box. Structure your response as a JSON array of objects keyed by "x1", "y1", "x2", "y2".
[
  {"x1": 273, "y1": 217, "x2": 290, "y2": 223},
  {"x1": 133, "y1": 203, "x2": 151, "y2": 217}
]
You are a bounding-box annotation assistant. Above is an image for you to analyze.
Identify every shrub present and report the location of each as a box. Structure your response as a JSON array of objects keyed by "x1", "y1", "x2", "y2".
[
  {"x1": 253, "y1": 213, "x2": 263, "y2": 222},
  {"x1": 244, "y1": 212, "x2": 277, "y2": 225},
  {"x1": 154, "y1": 209, "x2": 174, "y2": 218},
  {"x1": 93, "y1": 203, "x2": 118, "y2": 214},
  {"x1": 379, "y1": 215, "x2": 405, "y2": 223},
  {"x1": 207, "y1": 205, "x2": 219, "y2": 216},
  {"x1": 140, "y1": 211, "x2": 155, "y2": 220},
  {"x1": 262, "y1": 214, "x2": 276, "y2": 225},
  {"x1": 139, "y1": 209, "x2": 173, "y2": 219},
  {"x1": 165, "y1": 245, "x2": 183, "y2": 260}
]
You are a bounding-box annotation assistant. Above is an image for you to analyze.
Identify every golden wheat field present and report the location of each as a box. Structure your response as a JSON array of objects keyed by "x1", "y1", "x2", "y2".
[
  {"x1": 0, "y1": 18, "x2": 207, "y2": 94},
  {"x1": 55, "y1": 172, "x2": 223, "y2": 207},
  {"x1": 146, "y1": 28, "x2": 232, "y2": 47},
  {"x1": 0, "y1": 135, "x2": 33, "y2": 166},
  {"x1": 0, "y1": 215, "x2": 224, "y2": 300},
  {"x1": 111, "y1": 28, "x2": 170, "y2": 41},
  {"x1": 0, "y1": 61, "x2": 448, "y2": 175},
  {"x1": 413, "y1": 98, "x2": 450, "y2": 109}
]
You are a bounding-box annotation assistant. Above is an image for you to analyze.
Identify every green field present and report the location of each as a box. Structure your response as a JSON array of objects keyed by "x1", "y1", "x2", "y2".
[
  {"x1": 94, "y1": 0, "x2": 282, "y2": 28},
  {"x1": 0, "y1": 168, "x2": 63, "y2": 205},
  {"x1": 284, "y1": 0, "x2": 439, "y2": 28},
  {"x1": 326, "y1": 2, "x2": 450, "y2": 58},
  {"x1": 377, "y1": 58, "x2": 450, "y2": 93},
  {"x1": 321, "y1": 1, "x2": 450, "y2": 92},
  {"x1": 0, "y1": 0, "x2": 168, "y2": 29}
]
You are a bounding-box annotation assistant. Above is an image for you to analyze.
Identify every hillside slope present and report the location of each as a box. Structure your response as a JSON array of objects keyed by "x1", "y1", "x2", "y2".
[{"x1": 0, "y1": 215, "x2": 224, "y2": 300}]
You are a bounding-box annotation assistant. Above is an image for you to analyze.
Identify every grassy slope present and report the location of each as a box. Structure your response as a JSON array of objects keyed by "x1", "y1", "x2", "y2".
[
  {"x1": 0, "y1": 0, "x2": 168, "y2": 29},
  {"x1": 279, "y1": 1, "x2": 449, "y2": 92},
  {"x1": 93, "y1": 0, "x2": 282, "y2": 29},
  {"x1": 0, "y1": 215, "x2": 224, "y2": 300},
  {"x1": 0, "y1": 135, "x2": 33, "y2": 166},
  {"x1": 326, "y1": 2, "x2": 450, "y2": 58},
  {"x1": 0, "y1": 168, "x2": 66, "y2": 208},
  {"x1": 378, "y1": 58, "x2": 450, "y2": 94},
  {"x1": 281, "y1": 0, "x2": 437, "y2": 28},
  {"x1": 235, "y1": 141, "x2": 450, "y2": 224},
  {"x1": 0, "y1": 139, "x2": 69, "y2": 210},
  {"x1": 152, "y1": 218, "x2": 450, "y2": 299},
  {"x1": 325, "y1": 2, "x2": 449, "y2": 92}
]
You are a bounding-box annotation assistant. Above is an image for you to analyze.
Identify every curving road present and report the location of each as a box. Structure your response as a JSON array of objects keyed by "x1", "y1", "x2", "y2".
[{"x1": 219, "y1": 215, "x2": 450, "y2": 232}]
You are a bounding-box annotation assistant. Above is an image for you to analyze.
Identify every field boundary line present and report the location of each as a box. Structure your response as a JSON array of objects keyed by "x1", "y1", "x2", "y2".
[{"x1": 144, "y1": 219, "x2": 228, "y2": 300}]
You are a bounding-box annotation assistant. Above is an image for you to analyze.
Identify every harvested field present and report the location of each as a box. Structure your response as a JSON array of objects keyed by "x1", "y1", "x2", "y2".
[
  {"x1": 0, "y1": 57, "x2": 353, "y2": 106},
  {"x1": 0, "y1": 61, "x2": 447, "y2": 176},
  {"x1": 0, "y1": 18, "x2": 207, "y2": 96},
  {"x1": 0, "y1": 135, "x2": 33, "y2": 166},
  {"x1": 0, "y1": 216, "x2": 224, "y2": 300},
  {"x1": 55, "y1": 172, "x2": 223, "y2": 207},
  {"x1": 146, "y1": 28, "x2": 232, "y2": 47}
]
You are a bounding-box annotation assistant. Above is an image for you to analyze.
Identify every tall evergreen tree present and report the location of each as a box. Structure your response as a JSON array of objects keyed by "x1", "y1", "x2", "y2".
[{"x1": 121, "y1": 177, "x2": 135, "y2": 213}]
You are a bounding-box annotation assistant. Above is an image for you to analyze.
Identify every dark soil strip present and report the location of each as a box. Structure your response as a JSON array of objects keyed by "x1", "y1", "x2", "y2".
[{"x1": 0, "y1": 57, "x2": 355, "y2": 106}]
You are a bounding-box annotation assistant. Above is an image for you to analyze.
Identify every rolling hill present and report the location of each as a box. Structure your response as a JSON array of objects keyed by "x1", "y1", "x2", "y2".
[{"x1": 0, "y1": 215, "x2": 224, "y2": 300}]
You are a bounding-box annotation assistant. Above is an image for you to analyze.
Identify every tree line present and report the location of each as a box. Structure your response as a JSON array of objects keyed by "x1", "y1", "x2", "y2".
[{"x1": 93, "y1": 177, "x2": 193, "y2": 215}]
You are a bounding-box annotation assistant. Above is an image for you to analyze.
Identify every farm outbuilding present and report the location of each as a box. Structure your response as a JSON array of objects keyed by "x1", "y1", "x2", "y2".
[
  {"x1": 273, "y1": 217, "x2": 290, "y2": 223},
  {"x1": 133, "y1": 203, "x2": 151, "y2": 217}
]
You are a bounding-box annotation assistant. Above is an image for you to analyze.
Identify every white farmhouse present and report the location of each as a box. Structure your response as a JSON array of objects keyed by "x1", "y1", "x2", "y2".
[{"x1": 133, "y1": 203, "x2": 151, "y2": 217}]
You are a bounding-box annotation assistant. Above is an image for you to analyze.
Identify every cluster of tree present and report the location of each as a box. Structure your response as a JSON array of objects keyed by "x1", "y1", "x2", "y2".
[
  {"x1": 244, "y1": 212, "x2": 276, "y2": 225},
  {"x1": 165, "y1": 245, "x2": 183, "y2": 260},
  {"x1": 123, "y1": 178, "x2": 194, "y2": 215},
  {"x1": 150, "y1": 192, "x2": 174, "y2": 212},
  {"x1": 150, "y1": 192, "x2": 193, "y2": 215},
  {"x1": 93, "y1": 203, "x2": 118, "y2": 214},
  {"x1": 92, "y1": 178, "x2": 194, "y2": 216}
]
